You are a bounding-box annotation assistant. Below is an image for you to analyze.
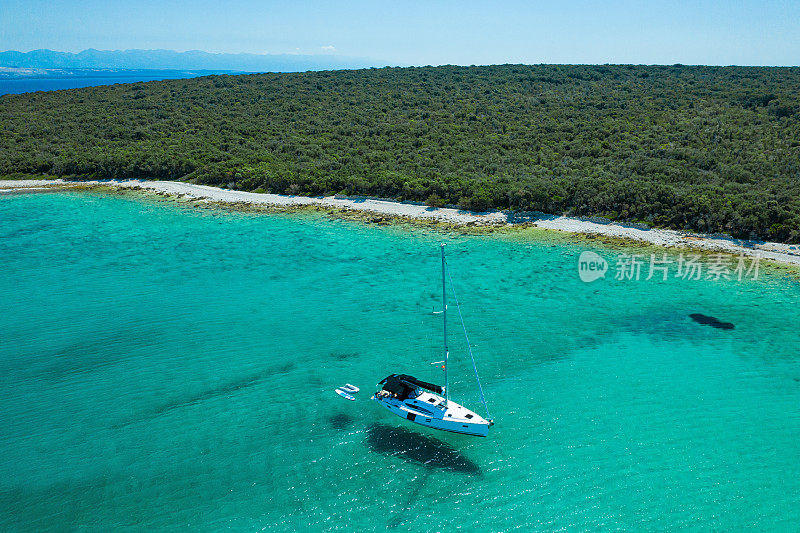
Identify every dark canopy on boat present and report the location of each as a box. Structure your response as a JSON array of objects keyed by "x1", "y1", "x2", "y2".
[{"x1": 379, "y1": 374, "x2": 444, "y2": 396}]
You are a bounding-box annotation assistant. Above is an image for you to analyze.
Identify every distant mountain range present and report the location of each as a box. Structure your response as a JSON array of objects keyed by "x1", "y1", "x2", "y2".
[{"x1": 0, "y1": 49, "x2": 384, "y2": 72}]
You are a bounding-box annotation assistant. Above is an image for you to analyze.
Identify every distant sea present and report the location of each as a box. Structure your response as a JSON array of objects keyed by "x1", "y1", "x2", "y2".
[
  {"x1": 2, "y1": 190, "x2": 800, "y2": 530},
  {"x1": 0, "y1": 69, "x2": 246, "y2": 95}
]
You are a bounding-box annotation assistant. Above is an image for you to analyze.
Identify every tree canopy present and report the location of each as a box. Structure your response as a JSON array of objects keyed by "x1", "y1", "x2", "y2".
[{"x1": 2, "y1": 64, "x2": 799, "y2": 241}]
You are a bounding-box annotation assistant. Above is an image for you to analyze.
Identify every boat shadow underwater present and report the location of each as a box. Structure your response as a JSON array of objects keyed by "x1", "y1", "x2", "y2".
[{"x1": 364, "y1": 423, "x2": 482, "y2": 476}]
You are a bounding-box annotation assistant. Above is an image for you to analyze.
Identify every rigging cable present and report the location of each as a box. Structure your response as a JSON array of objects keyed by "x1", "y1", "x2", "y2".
[{"x1": 445, "y1": 258, "x2": 492, "y2": 421}]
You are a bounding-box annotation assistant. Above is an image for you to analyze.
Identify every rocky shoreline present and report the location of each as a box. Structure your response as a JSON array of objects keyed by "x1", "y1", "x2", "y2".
[{"x1": 3, "y1": 178, "x2": 800, "y2": 267}]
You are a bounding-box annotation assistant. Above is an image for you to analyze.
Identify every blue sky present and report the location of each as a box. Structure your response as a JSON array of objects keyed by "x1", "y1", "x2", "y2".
[{"x1": 1, "y1": 0, "x2": 798, "y2": 66}]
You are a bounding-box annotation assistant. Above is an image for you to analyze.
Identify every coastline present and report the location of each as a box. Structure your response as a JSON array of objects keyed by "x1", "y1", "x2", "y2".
[{"x1": 3, "y1": 178, "x2": 800, "y2": 267}]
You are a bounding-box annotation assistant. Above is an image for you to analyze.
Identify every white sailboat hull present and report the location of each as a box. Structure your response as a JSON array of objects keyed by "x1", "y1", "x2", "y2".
[
  {"x1": 370, "y1": 245, "x2": 493, "y2": 437},
  {"x1": 373, "y1": 390, "x2": 490, "y2": 437}
]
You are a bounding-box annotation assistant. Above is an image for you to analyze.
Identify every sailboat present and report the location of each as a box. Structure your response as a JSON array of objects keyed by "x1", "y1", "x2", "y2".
[{"x1": 373, "y1": 244, "x2": 494, "y2": 437}]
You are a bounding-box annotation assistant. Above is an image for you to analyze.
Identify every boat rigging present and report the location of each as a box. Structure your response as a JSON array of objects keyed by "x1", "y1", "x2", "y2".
[{"x1": 373, "y1": 244, "x2": 493, "y2": 437}]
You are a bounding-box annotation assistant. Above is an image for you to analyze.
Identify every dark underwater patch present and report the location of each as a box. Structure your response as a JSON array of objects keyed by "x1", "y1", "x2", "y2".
[
  {"x1": 329, "y1": 413, "x2": 354, "y2": 430},
  {"x1": 386, "y1": 470, "x2": 433, "y2": 529},
  {"x1": 330, "y1": 352, "x2": 359, "y2": 360},
  {"x1": 16, "y1": 330, "x2": 150, "y2": 381},
  {"x1": 689, "y1": 313, "x2": 735, "y2": 330},
  {"x1": 113, "y1": 361, "x2": 295, "y2": 429}
]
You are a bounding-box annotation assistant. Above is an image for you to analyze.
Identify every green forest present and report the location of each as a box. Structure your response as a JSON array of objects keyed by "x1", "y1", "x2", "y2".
[{"x1": 2, "y1": 64, "x2": 799, "y2": 241}]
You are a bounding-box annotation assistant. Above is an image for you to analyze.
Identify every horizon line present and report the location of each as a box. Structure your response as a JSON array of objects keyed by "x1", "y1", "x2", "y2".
[{"x1": 1, "y1": 49, "x2": 798, "y2": 69}]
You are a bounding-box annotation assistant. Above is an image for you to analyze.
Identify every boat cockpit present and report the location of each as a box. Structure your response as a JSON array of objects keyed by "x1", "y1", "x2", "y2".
[{"x1": 375, "y1": 374, "x2": 442, "y2": 401}]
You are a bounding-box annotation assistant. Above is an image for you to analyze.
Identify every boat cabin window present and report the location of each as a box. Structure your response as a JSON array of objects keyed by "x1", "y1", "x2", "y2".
[{"x1": 427, "y1": 398, "x2": 437, "y2": 403}]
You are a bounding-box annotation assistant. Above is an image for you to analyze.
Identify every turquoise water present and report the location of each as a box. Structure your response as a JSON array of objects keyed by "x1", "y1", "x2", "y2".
[{"x1": 1, "y1": 191, "x2": 800, "y2": 531}]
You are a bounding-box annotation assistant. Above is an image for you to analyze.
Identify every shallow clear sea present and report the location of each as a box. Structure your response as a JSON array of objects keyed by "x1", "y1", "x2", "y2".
[{"x1": 1, "y1": 191, "x2": 799, "y2": 531}]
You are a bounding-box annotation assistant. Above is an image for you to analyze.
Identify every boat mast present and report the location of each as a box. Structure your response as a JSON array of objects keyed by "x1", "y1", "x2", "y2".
[{"x1": 441, "y1": 243, "x2": 449, "y2": 405}]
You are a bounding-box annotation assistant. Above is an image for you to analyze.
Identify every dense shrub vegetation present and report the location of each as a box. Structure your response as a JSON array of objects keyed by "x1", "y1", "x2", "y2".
[{"x1": 2, "y1": 64, "x2": 800, "y2": 241}]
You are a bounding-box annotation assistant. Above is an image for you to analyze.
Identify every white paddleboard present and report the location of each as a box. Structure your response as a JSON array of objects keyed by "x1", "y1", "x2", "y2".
[{"x1": 335, "y1": 388, "x2": 356, "y2": 401}]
